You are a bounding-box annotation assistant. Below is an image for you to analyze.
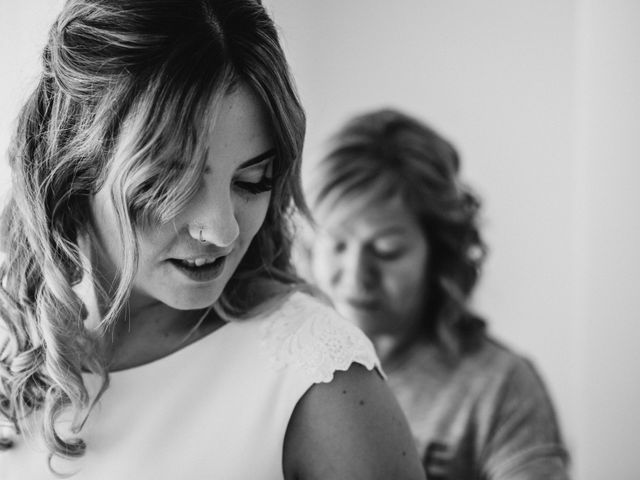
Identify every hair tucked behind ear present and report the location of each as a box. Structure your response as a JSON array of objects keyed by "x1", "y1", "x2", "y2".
[{"x1": 0, "y1": 0, "x2": 306, "y2": 468}]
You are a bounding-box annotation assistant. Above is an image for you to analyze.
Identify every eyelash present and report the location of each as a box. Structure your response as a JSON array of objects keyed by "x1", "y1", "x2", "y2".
[
  {"x1": 331, "y1": 240, "x2": 404, "y2": 261},
  {"x1": 234, "y1": 176, "x2": 274, "y2": 195},
  {"x1": 373, "y1": 248, "x2": 405, "y2": 261}
]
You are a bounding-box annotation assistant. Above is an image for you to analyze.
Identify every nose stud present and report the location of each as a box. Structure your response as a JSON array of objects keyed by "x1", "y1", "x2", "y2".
[{"x1": 191, "y1": 221, "x2": 238, "y2": 247}]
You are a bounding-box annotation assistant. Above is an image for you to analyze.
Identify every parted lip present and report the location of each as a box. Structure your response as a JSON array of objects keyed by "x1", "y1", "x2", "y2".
[
  {"x1": 169, "y1": 255, "x2": 227, "y2": 283},
  {"x1": 178, "y1": 256, "x2": 218, "y2": 267},
  {"x1": 169, "y1": 247, "x2": 233, "y2": 264}
]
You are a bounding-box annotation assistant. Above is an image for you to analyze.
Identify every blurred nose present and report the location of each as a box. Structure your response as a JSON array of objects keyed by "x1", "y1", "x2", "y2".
[
  {"x1": 188, "y1": 184, "x2": 239, "y2": 248},
  {"x1": 333, "y1": 246, "x2": 376, "y2": 295}
]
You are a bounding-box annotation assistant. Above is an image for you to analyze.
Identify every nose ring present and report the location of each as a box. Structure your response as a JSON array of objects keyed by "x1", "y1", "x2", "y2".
[{"x1": 198, "y1": 227, "x2": 206, "y2": 244}]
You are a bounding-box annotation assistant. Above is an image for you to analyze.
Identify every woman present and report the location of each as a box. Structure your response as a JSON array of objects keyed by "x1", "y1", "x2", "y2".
[
  {"x1": 308, "y1": 108, "x2": 570, "y2": 479},
  {"x1": 0, "y1": 2, "x2": 425, "y2": 478}
]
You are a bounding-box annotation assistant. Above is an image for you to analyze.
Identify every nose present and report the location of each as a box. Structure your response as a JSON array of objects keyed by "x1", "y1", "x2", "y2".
[
  {"x1": 188, "y1": 184, "x2": 239, "y2": 248},
  {"x1": 333, "y1": 247, "x2": 376, "y2": 295}
]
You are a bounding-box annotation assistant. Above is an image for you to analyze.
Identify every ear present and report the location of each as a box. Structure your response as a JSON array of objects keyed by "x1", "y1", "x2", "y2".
[{"x1": 74, "y1": 231, "x2": 103, "y2": 330}]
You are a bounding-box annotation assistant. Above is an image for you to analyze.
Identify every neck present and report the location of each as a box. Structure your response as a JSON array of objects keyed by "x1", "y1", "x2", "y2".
[
  {"x1": 105, "y1": 302, "x2": 223, "y2": 371},
  {"x1": 371, "y1": 334, "x2": 399, "y2": 365},
  {"x1": 371, "y1": 331, "x2": 420, "y2": 370}
]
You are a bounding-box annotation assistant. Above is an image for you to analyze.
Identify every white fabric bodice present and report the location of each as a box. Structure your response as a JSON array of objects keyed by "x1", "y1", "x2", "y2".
[{"x1": 0, "y1": 292, "x2": 380, "y2": 479}]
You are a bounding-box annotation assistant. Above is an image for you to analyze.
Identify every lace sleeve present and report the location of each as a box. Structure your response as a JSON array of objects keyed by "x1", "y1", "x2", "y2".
[{"x1": 260, "y1": 293, "x2": 382, "y2": 384}]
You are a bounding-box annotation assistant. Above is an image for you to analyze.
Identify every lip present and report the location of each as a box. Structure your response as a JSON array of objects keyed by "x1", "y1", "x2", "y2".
[{"x1": 168, "y1": 256, "x2": 227, "y2": 283}]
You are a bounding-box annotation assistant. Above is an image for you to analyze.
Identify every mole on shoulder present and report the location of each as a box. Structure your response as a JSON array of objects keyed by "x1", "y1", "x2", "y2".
[
  {"x1": 342, "y1": 390, "x2": 347, "y2": 394},
  {"x1": 359, "y1": 400, "x2": 365, "y2": 406}
]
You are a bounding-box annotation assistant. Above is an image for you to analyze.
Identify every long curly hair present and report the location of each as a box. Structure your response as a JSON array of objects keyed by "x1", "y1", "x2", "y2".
[
  {"x1": 308, "y1": 108, "x2": 486, "y2": 356},
  {"x1": 0, "y1": 0, "x2": 306, "y2": 465}
]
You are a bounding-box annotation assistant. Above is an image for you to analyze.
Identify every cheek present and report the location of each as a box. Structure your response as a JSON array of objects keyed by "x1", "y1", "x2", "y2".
[
  {"x1": 384, "y1": 251, "x2": 430, "y2": 299},
  {"x1": 89, "y1": 191, "x2": 124, "y2": 271},
  {"x1": 311, "y1": 256, "x2": 331, "y2": 291},
  {"x1": 236, "y1": 194, "x2": 270, "y2": 244},
  {"x1": 134, "y1": 224, "x2": 175, "y2": 271},
  {"x1": 311, "y1": 242, "x2": 337, "y2": 289}
]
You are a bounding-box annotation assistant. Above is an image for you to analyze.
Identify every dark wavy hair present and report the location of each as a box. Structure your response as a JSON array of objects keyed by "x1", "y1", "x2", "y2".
[
  {"x1": 309, "y1": 108, "x2": 486, "y2": 355},
  {"x1": 0, "y1": 0, "x2": 306, "y2": 465}
]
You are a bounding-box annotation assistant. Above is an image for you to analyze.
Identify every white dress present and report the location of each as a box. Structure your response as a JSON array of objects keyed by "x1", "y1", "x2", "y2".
[{"x1": 0, "y1": 292, "x2": 380, "y2": 479}]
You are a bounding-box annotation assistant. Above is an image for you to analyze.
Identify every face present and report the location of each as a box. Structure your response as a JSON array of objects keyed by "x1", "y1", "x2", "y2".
[
  {"x1": 312, "y1": 195, "x2": 430, "y2": 339},
  {"x1": 90, "y1": 84, "x2": 274, "y2": 312}
]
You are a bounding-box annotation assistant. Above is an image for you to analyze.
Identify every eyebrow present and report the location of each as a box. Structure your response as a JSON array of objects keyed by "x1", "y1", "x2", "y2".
[{"x1": 238, "y1": 148, "x2": 276, "y2": 169}]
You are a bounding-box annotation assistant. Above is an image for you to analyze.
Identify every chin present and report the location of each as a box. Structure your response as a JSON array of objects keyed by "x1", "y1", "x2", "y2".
[{"x1": 162, "y1": 284, "x2": 225, "y2": 311}]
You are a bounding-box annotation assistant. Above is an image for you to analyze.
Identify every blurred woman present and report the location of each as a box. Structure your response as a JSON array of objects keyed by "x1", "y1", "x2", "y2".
[
  {"x1": 0, "y1": 3, "x2": 424, "y2": 478},
  {"x1": 308, "y1": 108, "x2": 570, "y2": 479}
]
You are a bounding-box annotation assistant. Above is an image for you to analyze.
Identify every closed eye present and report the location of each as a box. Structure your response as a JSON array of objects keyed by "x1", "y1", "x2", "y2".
[
  {"x1": 371, "y1": 246, "x2": 406, "y2": 261},
  {"x1": 233, "y1": 153, "x2": 275, "y2": 195},
  {"x1": 234, "y1": 176, "x2": 273, "y2": 194},
  {"x1": 370, "y1": 235, "x2": 408, "y2": 260}
]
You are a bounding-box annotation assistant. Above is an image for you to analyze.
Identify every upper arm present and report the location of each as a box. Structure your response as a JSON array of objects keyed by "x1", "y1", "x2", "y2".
[
  {"x1": 283, "y1": 363, "x2": 425, "y2": 480},
  {"x1": 481, "y1": 359, "x2": 570, "y2": 480}
]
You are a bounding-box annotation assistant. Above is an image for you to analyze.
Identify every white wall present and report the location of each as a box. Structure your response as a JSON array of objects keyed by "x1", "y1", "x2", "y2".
[
  {"x1": 573, "y1": 1, "x2": 640, "y2": 478},
  {"x1": 0, "y1": 0, "x2": 65, "y2": 196},
  {"x1": 2, "y1": 1, "x2": 640, "y2": 478}
]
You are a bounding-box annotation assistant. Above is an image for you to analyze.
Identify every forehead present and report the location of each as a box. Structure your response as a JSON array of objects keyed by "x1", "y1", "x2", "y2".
[
  {"x1": 320, "y1": 194, "x2": 421, "y2": 239},
  {"x1": 207, "y1": 84, "x2": 273, "y2": 169}
]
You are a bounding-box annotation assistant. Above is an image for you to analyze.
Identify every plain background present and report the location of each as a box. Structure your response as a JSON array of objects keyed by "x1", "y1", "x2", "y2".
[{"x1": 1, "y1": 1, "x2": 639, "y2": 478}]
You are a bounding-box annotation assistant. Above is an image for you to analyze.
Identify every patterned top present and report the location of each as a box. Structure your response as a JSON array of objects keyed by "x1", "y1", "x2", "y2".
[
  {"x1": 0, "y1": 292, "x2": 380, "y2": 480},
  {"x1": 386, "y1": 337, "x2": 570, "y2": 480}
]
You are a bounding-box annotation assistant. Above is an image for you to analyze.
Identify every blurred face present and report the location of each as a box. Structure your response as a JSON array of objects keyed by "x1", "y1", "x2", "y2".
[
  {"x1": 90, "y1": 84, "x2": 274, "y2": 312},
  {"x1": 312, "y1": 194, "x2": 430, "y2": 338}
]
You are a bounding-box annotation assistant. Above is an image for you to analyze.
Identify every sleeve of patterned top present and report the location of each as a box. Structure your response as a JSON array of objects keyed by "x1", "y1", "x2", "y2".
[
  {"x1": 278, "y1": 293, "x2": 426, "y2": 480},
  {"x1": 260, "y1": 292, "x2": 384, "y2": 384},
  {"x1": 479, "y1": 357, "x2": 571, "y2": 480}
]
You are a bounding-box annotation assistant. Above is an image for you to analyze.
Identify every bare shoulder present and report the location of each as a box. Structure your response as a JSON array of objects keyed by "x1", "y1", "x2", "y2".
[{"x1": 283, "y1": 363, "x2": 425, "y2": 480}]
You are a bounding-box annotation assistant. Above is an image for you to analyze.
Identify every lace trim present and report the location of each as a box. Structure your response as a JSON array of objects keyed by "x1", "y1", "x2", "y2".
[{"x1": 261, "y1": 293, "x2": 381, "y2": 384}]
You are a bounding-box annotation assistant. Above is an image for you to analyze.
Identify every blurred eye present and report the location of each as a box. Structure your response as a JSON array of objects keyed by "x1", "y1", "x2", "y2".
[
  {"x1": 333, "y1": 240, "x2": 347, "y2": 254},
  {"x1": 371, "y1": 238, "x2": 406, "y2": 260}
]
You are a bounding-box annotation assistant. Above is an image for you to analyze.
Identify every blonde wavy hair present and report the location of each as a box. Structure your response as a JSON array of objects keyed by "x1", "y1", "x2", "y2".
[{"x1": 0, "y1": 0, "x2": 306, "y2": 467}]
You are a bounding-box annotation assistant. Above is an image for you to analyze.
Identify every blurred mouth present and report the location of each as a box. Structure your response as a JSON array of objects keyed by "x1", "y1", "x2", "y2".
[
  {"x1": 168, "y1": 255, "x2": 227, "y2": 283},
  {"x1": 343, "y1": 297, "x2": 380, "y2": 312}
]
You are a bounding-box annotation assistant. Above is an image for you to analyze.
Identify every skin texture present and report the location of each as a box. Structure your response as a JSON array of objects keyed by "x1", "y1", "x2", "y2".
[
  {"x1": 283, "y1": 364, "x2": 425, "y2": 480},
  {"x1": 312, "y1": 195, "x2": 430, "y2": 357},
  {"x1": 89, "y1": 84, "x2": 275, "y2": 369}
]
